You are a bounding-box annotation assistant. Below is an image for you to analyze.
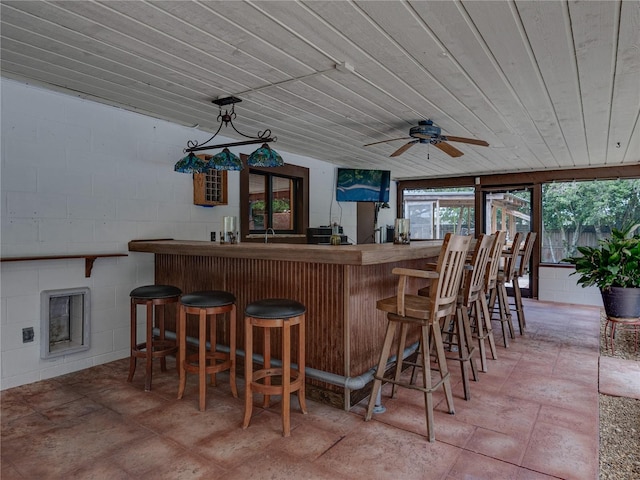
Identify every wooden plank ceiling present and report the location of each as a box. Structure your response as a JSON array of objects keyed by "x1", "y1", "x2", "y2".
[{"x1": 1, "y1": 0, "x2": 638, "y2": 180}]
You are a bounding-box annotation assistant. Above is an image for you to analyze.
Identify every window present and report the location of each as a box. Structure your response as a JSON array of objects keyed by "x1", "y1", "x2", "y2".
[
  {"x1": 542, "y1": 179, "x2": 640, "y2": 263},
  {"x1": 248, "y1": 172, "x2": 295, "y2": 231},
  {"x1": 403, "y1": 187, "x2": 475, "y2": 239},
  {"x1": 240, "y1": 156, "x2": 309, "y2": 237}
]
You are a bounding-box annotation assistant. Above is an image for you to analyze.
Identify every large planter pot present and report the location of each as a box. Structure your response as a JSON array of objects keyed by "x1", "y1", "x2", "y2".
[{"x1": 601, "y1": 287, "x2": 640, "y2": 319}]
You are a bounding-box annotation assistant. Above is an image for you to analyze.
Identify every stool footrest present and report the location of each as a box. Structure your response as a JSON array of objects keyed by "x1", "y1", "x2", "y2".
[
  {"x1": 184, "y1": 352, "x2": 232, "y2": 375},
  {"x1": 131, "y1": 340, "x2": 178, "y2": 359},
  {"x1": 250, "y1": 368, "x2": 304, "y2": 396}
]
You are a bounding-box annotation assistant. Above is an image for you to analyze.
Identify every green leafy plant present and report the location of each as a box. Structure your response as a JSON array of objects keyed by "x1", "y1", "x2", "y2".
[{"x1": 563, "y1": 223, "x2": 640, "y2": 290}]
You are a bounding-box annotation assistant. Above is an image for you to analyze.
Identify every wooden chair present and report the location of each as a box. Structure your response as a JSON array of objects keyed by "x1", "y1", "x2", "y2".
[
  {"x1": 416, "y1": 233, "x2": 493, "y2": 399},
  {"x1": 453, "y1": 233, "x2": 494, "y2": 399},
  {"x1": 511, "y1": 232, "x2": 537, "y2": 334},
  {"x1": 365, "y1": 233, "x2": 471, "y2": 442},
  {"x1": 473, "y1": 231, "x2": 506, "y2": 371},
  {"x1": 490, "y1": 232, "x2": 522, "y2": 347}
]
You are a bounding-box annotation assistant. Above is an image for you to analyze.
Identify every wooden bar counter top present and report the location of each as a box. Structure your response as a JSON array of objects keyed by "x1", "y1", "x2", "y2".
[
  {"x1": 129, "y1": 239, "x2": 443, "y2": 409},
  {"x1": 128, "y1": 239, "x2": 443, "y2": 265}
]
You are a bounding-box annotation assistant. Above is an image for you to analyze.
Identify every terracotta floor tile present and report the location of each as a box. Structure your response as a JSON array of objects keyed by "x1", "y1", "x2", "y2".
[
  {"x1": 504, "y1": 372, "x2": 598, "y2": 413},
  {"x1": 447, "y1": 449, "x2": 519, "y2": 479},
  {"x1": 2, "y1": 409, "x2": 147, "y2": 478},
  {"x1": 315, "y1": 420, "x2": 461, "y2": 480},
  {"x1": 135, "y1": 396, "x2": 243, "y2": 444},
  {"x1": 138, "y1": 451, "x2": 227, "y2": 480},
  {"x1": 465, "y1": 426, "x2": 529, "y2": 465},
  {"x1": 66, "y1": 458, "x2": 132, "y2": 480},
  {"x1": 223, "y1": 450, "x2": 342, "y2": 480},
  {"x1": 599, "y1": 356, "x2": 640, "y2": 399},
  {"x1": 447, "y1": 390, "x2": 541, "y2": 437},
  {"x1": 521, "y1": 419, "x2": 599, "y2": 479},
  {"x1": 108, "y1": 435, "x2": 185, "y2": 476}
]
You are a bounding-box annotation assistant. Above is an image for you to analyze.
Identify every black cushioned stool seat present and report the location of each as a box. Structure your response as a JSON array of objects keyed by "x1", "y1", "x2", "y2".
[
  {"x1": 128, "y1": 285, "x2": 181, "y2": 391},
  {"x1": 177, "y1": 290, "x2": 237, "y2": 411},
  {"x1": 243, "y1": 298, "x2": 307, "y2": 437}
]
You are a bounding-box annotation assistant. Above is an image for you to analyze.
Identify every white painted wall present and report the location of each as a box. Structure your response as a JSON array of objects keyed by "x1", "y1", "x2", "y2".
[
  {"x1": 0, "y1": 78, "x2": 380, "y2": 389},
  {"x1": 538, "y1": 265, "x2": 603, "y2": 306}
]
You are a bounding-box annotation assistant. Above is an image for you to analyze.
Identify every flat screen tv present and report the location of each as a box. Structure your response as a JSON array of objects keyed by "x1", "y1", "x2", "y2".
[{"x1": 336, "y1": 168, "x2": 391, "y2": 202}]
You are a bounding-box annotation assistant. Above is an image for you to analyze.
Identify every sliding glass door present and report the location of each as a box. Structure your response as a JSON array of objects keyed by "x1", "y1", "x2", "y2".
[{"x1": 483, "y1": 187, "x2": 533, "y2": 297}]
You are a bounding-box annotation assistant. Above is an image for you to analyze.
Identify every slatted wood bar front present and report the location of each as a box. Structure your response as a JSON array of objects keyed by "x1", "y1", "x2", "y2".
[{"x1": 128, "y1": 239, "x2": 443, "y2": 409}]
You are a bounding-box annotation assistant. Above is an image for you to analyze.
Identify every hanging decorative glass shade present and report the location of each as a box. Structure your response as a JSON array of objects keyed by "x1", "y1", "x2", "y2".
[
  {"x1": 176, "y1": 97, "x2": 281, "y2": 173},
  {"x1": 207, "y1": 148, "x2": 243, "y2": 171},
  {"x1": 174, "y1": 152, "x2": 208, "y2": 173},
  {"x1": 247, "y1": 143, "x2": 284, "y2": 167}
]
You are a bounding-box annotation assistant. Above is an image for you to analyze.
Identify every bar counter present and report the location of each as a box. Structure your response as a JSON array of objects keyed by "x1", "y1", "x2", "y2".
[{"x1": 129, "y1": 239, "x2": 443, "y2": 409}]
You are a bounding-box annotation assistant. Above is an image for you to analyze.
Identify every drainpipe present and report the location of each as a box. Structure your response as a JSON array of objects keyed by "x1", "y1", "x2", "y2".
[{"x1": 156, "y1": 329, "x2": 418, "y2": 410}]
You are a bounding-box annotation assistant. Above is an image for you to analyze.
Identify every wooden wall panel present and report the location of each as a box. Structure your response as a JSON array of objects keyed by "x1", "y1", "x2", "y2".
[
  {"x1": 155, "y1": 254, "x2": 345, "y2": 392},
  {"x1": 346, "y1": 258, "x2": 429, "y2": 377}
]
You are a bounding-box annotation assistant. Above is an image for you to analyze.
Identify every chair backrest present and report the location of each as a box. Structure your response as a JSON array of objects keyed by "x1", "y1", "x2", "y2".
[
  {"x1": 484, "y1": 230, "x2": 507, "y2": 293},
  {"x1": 501, "y1": 231, "x2": 523, "y2": 283},
  {"x1": 517, "y1": 231, "x2": 538, "y2": 277},
  {"x1": 430, "y1": 233, "x2": 472, "y2": 320},
  {"x1": 461, "y1": 233, "x2": 494, "y2": 305}
]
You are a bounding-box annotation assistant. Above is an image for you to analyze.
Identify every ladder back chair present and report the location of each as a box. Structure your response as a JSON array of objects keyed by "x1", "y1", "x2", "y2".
[
  {"x1": 474, "y1": 231, "x2": 506, "y2": 371},
  {"x1": 511, "y1": 231, "x2": 537, "y2": 334},
  {"x1": 490, "y1": 232, "x2": 522, "y2": 348},
  {"x1": 453, "y1": 233, "x2": 494, "y2": 399},
  {"x1": 365, "y1": 233, "x2": 472, "y2": 442}
]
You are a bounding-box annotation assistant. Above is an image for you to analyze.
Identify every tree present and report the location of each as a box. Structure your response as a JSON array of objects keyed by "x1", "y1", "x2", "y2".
[{"x1": 542, "y1": 179, "x2": 640, "y2": 261}]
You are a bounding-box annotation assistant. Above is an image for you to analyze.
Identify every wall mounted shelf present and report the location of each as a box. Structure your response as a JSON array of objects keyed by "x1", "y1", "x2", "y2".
[{"x1": 0, "y1": 253, "x2": 127, "y2": 277}]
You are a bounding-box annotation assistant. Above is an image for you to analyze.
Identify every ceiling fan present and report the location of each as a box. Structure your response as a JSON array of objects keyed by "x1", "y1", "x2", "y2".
[{"x1": 364, "y1": 120, "x2": 489, "y2": 158}]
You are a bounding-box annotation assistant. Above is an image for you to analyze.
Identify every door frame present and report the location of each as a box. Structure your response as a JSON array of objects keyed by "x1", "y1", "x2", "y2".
[{"x1": 477, "y1": 184, "x2": 540, "y2": 299}]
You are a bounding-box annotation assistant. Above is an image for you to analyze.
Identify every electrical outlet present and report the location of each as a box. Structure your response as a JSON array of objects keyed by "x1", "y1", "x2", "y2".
[{"x1": 22, "y1": 327, "x2": 34, "y2": 343}]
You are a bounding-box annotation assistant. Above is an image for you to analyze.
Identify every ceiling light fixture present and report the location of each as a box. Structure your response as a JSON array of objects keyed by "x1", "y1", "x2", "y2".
[{"x1": 174, "y1": 96, "x2": 281, "y2": 172}]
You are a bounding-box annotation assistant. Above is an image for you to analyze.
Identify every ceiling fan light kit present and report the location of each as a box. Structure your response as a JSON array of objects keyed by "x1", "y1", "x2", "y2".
[
  {"x1": 174, "y1": 97, "x2": 281, "y2": 172},
  {"x1": 364, "y1": 119, "x2": 489, "y2": 158}
]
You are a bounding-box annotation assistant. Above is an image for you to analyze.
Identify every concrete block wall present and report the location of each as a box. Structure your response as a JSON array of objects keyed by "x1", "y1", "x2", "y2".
[
  {"x1": 538, "y1": 265, "x2": 603, "y2": 307},
  {"x1": 0, "y1": 78, "x2": 344, "y2": 389}
]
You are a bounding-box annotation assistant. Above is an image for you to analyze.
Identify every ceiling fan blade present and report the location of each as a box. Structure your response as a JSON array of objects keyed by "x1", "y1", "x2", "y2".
[
  {"x1": 390, "y1": 140, "x2": 418, "y2": 157},
  {"x1": 445, "y1": 136, "x2": 489, "y2": 147},
  {"x1": 363, "y1": 136, "x2": 411, "y2": 147},
  {"x1": 434, "y1": 141, "x2": 464, "y2": 157}
]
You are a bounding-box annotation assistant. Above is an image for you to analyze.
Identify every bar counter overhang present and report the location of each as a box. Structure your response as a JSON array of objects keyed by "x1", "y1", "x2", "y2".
[{"x1": 128, "y1": 239, "x2": 443, "y2": 409}]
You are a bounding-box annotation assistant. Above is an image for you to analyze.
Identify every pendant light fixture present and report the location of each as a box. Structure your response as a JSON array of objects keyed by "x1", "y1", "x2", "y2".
[{"x1": 174, "y1": 96, "x2": 281, "y2": 172}]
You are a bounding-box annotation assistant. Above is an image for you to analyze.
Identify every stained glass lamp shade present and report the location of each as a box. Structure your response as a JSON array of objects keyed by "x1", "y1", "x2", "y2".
[
  {"x1": 174, "y1": 152, "x2": 209, "y2": 173},
  {"x1": 207, "y1": 148, "x2": 243, "y2": 171},
  {"x1": 247, "y1": 143, "x2": 284, "y2": 167}
]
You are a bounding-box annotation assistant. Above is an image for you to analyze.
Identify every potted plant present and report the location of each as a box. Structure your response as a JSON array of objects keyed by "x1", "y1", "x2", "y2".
[{"x1": 564, "y1": 223, "x2": 640, "y2": 318}]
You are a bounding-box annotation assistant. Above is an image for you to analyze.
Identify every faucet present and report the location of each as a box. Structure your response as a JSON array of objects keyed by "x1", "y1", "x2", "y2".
[{"x1": 264, "y1": 228, "x2": 276, "y2": 243}]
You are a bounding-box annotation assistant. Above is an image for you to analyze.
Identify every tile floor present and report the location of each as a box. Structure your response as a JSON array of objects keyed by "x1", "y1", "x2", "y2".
[{"x1": 1, "y1": 299, "x2": 634, "y2": 479}]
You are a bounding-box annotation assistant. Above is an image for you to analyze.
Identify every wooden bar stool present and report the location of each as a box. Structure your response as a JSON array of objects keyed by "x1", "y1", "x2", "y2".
[
  {"x1": 490, "y1": 232, "x2": 522, "y2": 348},
  {"x1": 510, "y1": 231, "x2": 537, "y2": 334},
  {"x1": 128, "y1": 285, "x2": 181, "y2": 391},
  {"x1": 242, "y1": 298, "x2": 307, "y2": 437},
  {"x1": 472, "y1": 230, "x2": 506, "y2": 371},
  {"x1": 177, "y1": 290, "x2": 237, "y2": 411},
  {"x1": 366, "y1": 233, "x2": 471, "y2": 442}
]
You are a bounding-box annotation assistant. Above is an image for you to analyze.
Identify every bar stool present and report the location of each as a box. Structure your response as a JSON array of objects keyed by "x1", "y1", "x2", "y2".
[
  {"x1": 490, "y1": 232, "x2": 522, "y2": 348},
  {"x1": 177, "y1": 290, "x2": 237, "y2": 411},
  {"x1": 128, "y1": 285, "x2": 181, "y2": 391},
  {"x1": 510, "y1": 231, "x2": 537, "y2": 334},
  {"x1": 366, "y1": 233, "x2": 471, "y2": 442},
  {"x1": 242, "y1": 298, "x2": 307, "y2": 437}
]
